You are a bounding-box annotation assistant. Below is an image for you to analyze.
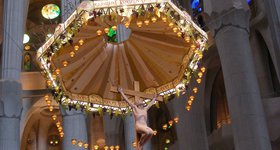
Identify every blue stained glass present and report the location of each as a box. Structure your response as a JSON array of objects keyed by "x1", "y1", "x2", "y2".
[
  {"x1": 191, "y1": 0, "x2": 200, "y2": 9},
  {"x1": 247, "y1": 0, "x2": 252, "y2": 5},
  {"x1": 198, "y1": 7, "x2": 203, "y2": 13}
]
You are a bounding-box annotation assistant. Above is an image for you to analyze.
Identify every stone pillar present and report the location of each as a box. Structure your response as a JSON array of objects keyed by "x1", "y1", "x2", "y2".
[
  {"x1": 205, "y1": 1, "x2": 272, "y2": 149},
  {"x1": 167, "y1": 77, "x2": 209, "y2": 150},
  {"x1": 0, "y1": 0, "x2": 27, "y2": 150},
  {"x1": 263, "y1": 0, "x2": 280, "y2": 79},
  {"x1": 124, "y1": 113, "x2": 136, "y2": 150},
  {"x1": 60, "y1": 109, "x2": 88, "y2": 150},
  {"x1": 103, "y1": 115, "x2": 123, "y2": 148},
  {"x1": 61, "y1": 0, "x2": 81, "y2": 22}
]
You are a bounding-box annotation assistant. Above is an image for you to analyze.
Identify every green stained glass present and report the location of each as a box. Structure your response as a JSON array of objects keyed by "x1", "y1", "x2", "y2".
[{"x1": 107, "y1": 27, "x2": 117, "y2": 43}]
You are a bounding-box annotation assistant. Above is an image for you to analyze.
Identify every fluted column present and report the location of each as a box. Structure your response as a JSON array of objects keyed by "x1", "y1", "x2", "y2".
[
  {"x1": 0, "y1": 0, "x2": 27, "y2": 150},
  {"x1": 61, "y1": 0, "x2": 81, "y2": 22},
  {"x1": 60, "y1": 109, "x2": 88, "y2": 150},
  {"x1": 205, "y1": 1, "x2": 272, "y2": 149},
  {"x1": 124, "y1": 113, "x2": 136, "y2": 150}
]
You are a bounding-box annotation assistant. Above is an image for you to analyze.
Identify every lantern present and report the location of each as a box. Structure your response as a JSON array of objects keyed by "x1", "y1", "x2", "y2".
[
  {"x1": 78, "y1": 141, "x2": 83, "y2": 147},
  {"x1": 112, "y1": 26, "x2": 117, "y2": 31},
  {"x1": 104, "y1": 28, "x2": 109, "y2": 33},
  {"x1": 193, "y1": 87, "x2": 198, "y2": 93},
  {"x1": 96, "y1": 29, "x2": 102, "y2": 36},
  {"x1": 69, "y1": 51, "x2": 75, "y2": 57},
  {"x1": 71, "y1": 139, "x2": 77, "y2": 145},
  {"x1": 60, "y1": 132, "x2": 64, "y2": 137},
  {"x1": 78, "y1": 39, "x2": 84, "y2": 46},
  {"x1": 62, "y1": 60, "x2": 68, "y2": 67},
  {"x1": 49, "y1": 106, "x2": 53, "y2": 112},
  {"x1": 55, "y1": 68, "x2": 60, "y2": 75},
  {"x1": 52, "y1": 115, "x2": 57, "y2": 121},
  {"x1": 168, "y1": 120, "x2": 174, "y2": 126},
  {"x1": 74, "y1": 45, "x2": 79, "y2": 51},
  {"x1": 174, "y1": 117, "x2": 179, "y2": 123},
  {"x1": 200, "y1": 66, "x2": 206, "y2": 73},
  {"x1": 173, "y1": 27, "x2": 178, "y2": 33},
  {"x1": 186, "y1": 105, "x2": 191, "y2": 111},
  {"x1": 177, "y1": 32, "x2": 182, "y2": 37},
  {"x1": 151, "y1": 17, "x2": 157, "y2": 23},
  {"x1": 144, "y1": 20, "x2": 149, "y2": 25},
  {"x1": 162, "y1": 17, "x2": 167, "y2": 22},
  {"x1": 124, "y1": 22, "x2": 130, "y2": 28},
  {"x1": 84, "y1": 143, "x2": 89, "y2": 149},
  {"x1": 190, "y1": 95, "x2": 195, "y2": 101},
  {"x1": 185, "y1": 36, "x2": 191, "y2": 43},
  {"x1": 190, "y1": 44, "x2": 196, "y2": 50},
  {"x1": 169, "y1": 22, "x2": 174, "y2": 27},
  {"x1": 137, "y1": 21, "x2": 143, "y2": 28},
  {"x1": 198, "y1": 72, "x2": 203, "y2": 78},
  {"x1": 46, "y1": 100, "x2": 51, "y2": 106}
]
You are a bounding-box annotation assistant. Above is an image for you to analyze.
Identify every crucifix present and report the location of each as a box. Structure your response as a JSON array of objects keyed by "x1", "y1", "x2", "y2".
[{"x1": 110, "y1": 81, "x2": 163, "y2": 150}]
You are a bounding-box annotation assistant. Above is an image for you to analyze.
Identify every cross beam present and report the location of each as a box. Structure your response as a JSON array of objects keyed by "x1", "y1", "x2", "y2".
[{"x1": 110, "y1": 81, "x2": 163, "y2": 102}]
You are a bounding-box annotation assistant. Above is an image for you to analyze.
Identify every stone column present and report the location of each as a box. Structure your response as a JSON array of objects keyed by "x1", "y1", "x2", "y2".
[
  {"x1": 103, "y1": 115, "x2": 123, "y2": 148},
  {"x1": 61, "y1": 0, "x2": 81, "y2": 22},
  {"x1": 205, "y1": 1, "x2": 272, "y2": 149},
  {"x1": 60, "y1": 109, "x2": 88, "y2": 150},
  {"x1": 167, "y1": 77, "x2": 209, "y2": 150},
  {"x1": 0, "y1": 0, "x2": 27, "y2": 150},
  {"x1": 263, "y1": 0, "x2": 280, "y2": 79},
  {"x1": 124, "y1": 113, "x2": 136, "y2": 150}
]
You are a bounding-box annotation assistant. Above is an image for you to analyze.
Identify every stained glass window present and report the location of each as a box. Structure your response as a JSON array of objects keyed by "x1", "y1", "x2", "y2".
[
  {"x1": 41, "y1": 4, "x2": 60, "y2": 19},
  {"x1": 107, "y1": 27, "x2": 117, "y2": 43}
]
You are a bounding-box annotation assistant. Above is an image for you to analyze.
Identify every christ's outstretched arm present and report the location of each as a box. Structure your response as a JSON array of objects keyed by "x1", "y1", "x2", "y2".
[
  {"x1": 145, "y1": 94, "x2": 157, "y2": 110},
  {"x1": 118, "y1": 87, "x2": 136, "y2": 109}
]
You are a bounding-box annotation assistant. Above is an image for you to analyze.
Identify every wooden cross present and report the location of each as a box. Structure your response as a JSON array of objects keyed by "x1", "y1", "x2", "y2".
[{"x1": 110, "y1": 81, "x2": 163, "y2": 102}]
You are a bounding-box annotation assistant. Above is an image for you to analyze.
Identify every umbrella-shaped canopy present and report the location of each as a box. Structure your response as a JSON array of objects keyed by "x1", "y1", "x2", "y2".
[{"x1": 37, "y1": 0, "x2": 207, "y2": 109}]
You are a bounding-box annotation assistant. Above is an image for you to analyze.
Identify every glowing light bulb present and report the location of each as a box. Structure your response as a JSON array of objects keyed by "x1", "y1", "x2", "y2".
[
  {"x1": 78, "y1": 39, "x2": 84, "y2": 46},
  {"x1": 151, "y1": 17, "x2": 157, "y2": 23},
  {"x1": 196, "y1": 78, "x2": 202, "y2": 84},
  {"x1": 52, "y1": 115, "x2": 57, "y2": 121},
  {"x1": 62, "y1": 60, "x2": 68, "y2": 67},
  {"x1": 144, "y1": 20, "x2": 149, "y2": 25},
  {"x1": 169, "y1": 22, "x2": 174, "y2": 27},
  {"x1": 55, "y1": 68, "x2": 60, "y2": 75},
  {"x1": 177, "y1": 32, "x2": 182, "y2": 37},
  {"x1": 185, "y1": 36, "x2": 191, "y2": 43},
  {"x1": 174, "y1": 117, "x2": 179, "y2": 123},
  {"x1": 74, "y1": 45, "x2": 79, "y2": 51},
  {"x1": 112, "y1": 26, "x2": 117, "y2": 31},
  {"x1": 78, "y1": 141, "x2": 83, "y2": 147},
  {"x1": 69, "y1": 51, "x2": 75, "y2": 57},
  {"x1": 162, "y1": 17, "x2": 167, "y2": 22},
  {"x1": 193, "y1": 87, "x2": 198, "y2": 93},
  {"x1": 173, "y1": 27, "x2": 178, "y2": 33},
  {"x1": 200, "y1": 67, "x2": 206, "y2": 73},
  {"x1": 49, "y1": 106, "x2": 53, "y2": 112},
  {"x1": 124, "y1": 22, "x2": 130, "y2": 28},
  {"x1": 96, "y1": 29, "x2": 102, "y2": 36},
  {"x1": 137, "y1": 21, "x2": 143, "y2": 28},
  {"x1": 71, "y1": 139, "x2": 77, "y2": 145},
  {"x1": 104, "y1": 28, "x2": 109, "y2": 33}
]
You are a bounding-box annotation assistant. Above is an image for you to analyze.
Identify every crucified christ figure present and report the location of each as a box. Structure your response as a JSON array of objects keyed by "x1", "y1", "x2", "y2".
[{"x1": 118, "y1": 87, "x2": 157, "y2": 150}]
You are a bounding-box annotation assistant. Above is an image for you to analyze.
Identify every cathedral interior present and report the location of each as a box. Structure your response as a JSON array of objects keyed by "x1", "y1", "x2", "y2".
[{"x1": 0, "y1": 0, "x2": 280, "y2": 150}]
